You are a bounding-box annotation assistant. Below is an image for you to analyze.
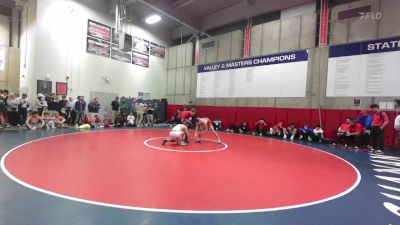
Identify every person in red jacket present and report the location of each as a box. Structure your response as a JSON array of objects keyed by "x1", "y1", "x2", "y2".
[
  {"x1": 270, "y1": 121, "x2": 284, "y2": 137},
  {"x1": 333, "y1": 118, "x2": 351, "y2": 147},
  {"x1": 254, "y1": 119, "x2": 268, "y2": 136},
  {"x1": 81, "y1": 115, "x2": 93, "y2": 126},
  {"x1": 178, "y1": 109, "x2": 196, "y2": 127},
  {"x1": 369, "y1": 104, "x2": 389, "y2": 154},
  {"x1": 346, "y1": 120, "x2": 364, "y2": 149}
]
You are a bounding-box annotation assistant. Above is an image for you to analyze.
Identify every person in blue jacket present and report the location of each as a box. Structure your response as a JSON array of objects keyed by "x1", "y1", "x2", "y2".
[
  {"x1": 298, "y1": 124, "x2": 314, "y2": 141},
  {"x1": 356, "y1": 110, "x2": 373, "y2": 148}
]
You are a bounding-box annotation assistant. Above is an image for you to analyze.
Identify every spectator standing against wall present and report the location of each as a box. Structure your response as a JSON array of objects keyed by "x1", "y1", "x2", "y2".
[
  {"x1": 0, "y1": 90, "x2": 6, "y2": 128},
  {"x1": 35, "y1": 94, "x2": 47, "y2": 116},
  {"x1": 136, "y1": 101, "x2": 146, "y2": 126},
  {"x1": 120, "y1": 97, "x2": 129, "y2": 116},
  {"x1": 6, "y1": 93, "x2": 20, "y2": 127},
  {"x1": 47, "y1": 93, "x2": 60, "y2": 117},
  {"x1": 58, "y1": 95, "x2": 68, "y2": 119},
  {"x1": 67, "y1": 97, "x2": 76, "y2": 125},
  {"x1": 131, "y1": 98, "x2": 137, "y2": 118},
  {"x1": 145, "y1": 104, "x2": 154, "y2": 126},
  {"x1": 3, "y1": 90, "x2": 9, "y2": 124},
  {"x1": 369, "y1": 104, "x2": 389, "y2": 155},
  {"x1": 75, "y1": 96, "x2": 86, "y2": 125},
  {"x1": 357, "y1": 110, "x2": 373, "y2": 148},
  {"x1": 18, "y1": 93, "x2": 30, "y2": 125},
  {"x1": 88, "y1": 97, "x2": 101, "y2": 119},
  {"x1": 111, "y1": 97, "x2": 120, "y2": 120}
]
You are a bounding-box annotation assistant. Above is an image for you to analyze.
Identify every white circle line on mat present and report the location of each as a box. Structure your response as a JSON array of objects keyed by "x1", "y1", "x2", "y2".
[{"x1": 144, "y1": 137, "x2": 228, "y2": 153}]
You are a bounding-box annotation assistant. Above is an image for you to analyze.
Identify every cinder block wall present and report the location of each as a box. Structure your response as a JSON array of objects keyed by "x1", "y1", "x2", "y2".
[{"x1": 166, "y1": 0, "x2": 400, "y2": 110}]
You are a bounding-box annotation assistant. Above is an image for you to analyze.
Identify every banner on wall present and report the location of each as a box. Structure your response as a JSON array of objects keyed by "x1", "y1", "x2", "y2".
[
  {"x1": 111, "y1": 45, "x2": 131, "y2": 63},
  {"x1": 197, "y1": 50, "x2": 309, "y2": 98},
  {"x1": 56, "y1": 82, "x2": 68, "y2": 95},
  {"x1": 132, "y1": 51, "x2": 149, "y2": 67},
  {"x1": 195, "y1": 35, "x2": 200, "y2": 65},
  {"x1": 138, "y1": 92, "x2": 151, "y2": 100},
  {"x1": 150, "y1": 42, "x2": 165, "y2": 58},
  {"x1": 87, "y1": 20, "x2": 111, "y2": 42},
  {"x1": 132, "y1": 36, "x2": 150, "y2": 55},
  {"x1": 243, "y1": 19, "x2": 251, "y2": 58},
  {"x1": 0, "y1": 47, "x2": 5, "y2": 71},
  {"x1": 37, "y1": 80, "x2": 52, "y2": 95},
  {"x1": 327, "y1": 36, "x2": 400, "y2": 97},
  {"x1": 319, "y1": 0, "x2": 329, "y2": 46},
  {"x1": 87, "y1": 37, "x2": 111, "y2": 58}
]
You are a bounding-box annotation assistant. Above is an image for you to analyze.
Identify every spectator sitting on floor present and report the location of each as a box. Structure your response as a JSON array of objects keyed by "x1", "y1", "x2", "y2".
[
  {"x1": 78, "y1": 115, "x2": 93, "y2": 129},
  {"x1": 333, "y1": 118, "x2": 351, "y2": 147},
  {"x1": 42, "y1": 112, "x2": 55, "y2": 129},
  {"x1": 346, "y1": 119, "x2": 364, "y2": 149},
  {"x1": 81, "y1": 114, "x2": 93, "y2": 127},
  {"x1": 226, "y1": 124, "x2": 239, "y2": 133},
  {"x1": 254, "y1": 119, "x2": 268, "y2": 136},
  {"x1": 395, "y1": 114, "x2": 400, "y2": 131},
  {"x1": 54, "y1": 112, "x2": 66, "y2": 128},
  {"x1": 25, "y1": 111, "x2": 44, "y2": 130},
  {"x1": 212, "y1": 119, "x2": 222, "y2": 131},
  {"x1": 298, "y1": 124, "x2": 314, "y2": 141},
  {"x1": 103, "y1": 113, "x2": 113, "y2": 128},
  {"x1": 270, "y1": 121, "x2": 284, "y2": 137},
  {"x1": 92, "y1": 114, "x2": 103, "y2": 128},
  {"x1": 238, "y1": 122, "x2": 249, "y2": 134},
  {"x1": 114, "y1": 114, "x2": 125, "y2": 127},
  {"x1": 312, "y1": 125, "x2": 324, "y2": 142},
  {"x1": 126, "y1": 113, "x2": 136, "y2": 127},
  {"x1": 284, "y1": 122, "x2": 297, "y2": 140}
]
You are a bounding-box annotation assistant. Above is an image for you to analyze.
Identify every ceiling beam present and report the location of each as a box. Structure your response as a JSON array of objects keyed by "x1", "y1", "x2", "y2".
[{"x1": 170, "y1": 0, "x2": 196, "y2": 10}]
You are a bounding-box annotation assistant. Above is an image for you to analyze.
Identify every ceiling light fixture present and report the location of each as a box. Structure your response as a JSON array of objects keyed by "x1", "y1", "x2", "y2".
[{"x1": 145, "y1": 15, "x2": 161, "y2": 24}]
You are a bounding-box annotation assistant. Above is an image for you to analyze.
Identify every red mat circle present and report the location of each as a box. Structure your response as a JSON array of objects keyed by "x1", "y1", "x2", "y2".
[{"x1": 1, "y1": 129, "x2": 360, "y2": 213}]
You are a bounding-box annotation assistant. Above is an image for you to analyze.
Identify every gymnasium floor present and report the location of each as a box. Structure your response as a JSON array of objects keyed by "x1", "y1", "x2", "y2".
[{"x1": 0, "y1": 127, "x2": 399, "y2": 225}]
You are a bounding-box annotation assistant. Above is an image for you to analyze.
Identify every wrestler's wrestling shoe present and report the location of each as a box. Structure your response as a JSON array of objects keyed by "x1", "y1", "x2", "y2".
[{"x1": 181, "y1": 141, "x2": 188, "y2": 146}]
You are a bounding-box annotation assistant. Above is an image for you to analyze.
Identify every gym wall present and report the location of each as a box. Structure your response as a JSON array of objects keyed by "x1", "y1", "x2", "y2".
[
  {"x1": 19, "y1": 0, "x2": 171, "y2": 101},
  {"x1": 166, "y1": 0, "x2": 400, "y2": 110}
]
